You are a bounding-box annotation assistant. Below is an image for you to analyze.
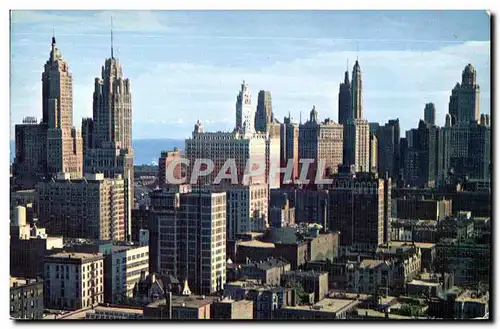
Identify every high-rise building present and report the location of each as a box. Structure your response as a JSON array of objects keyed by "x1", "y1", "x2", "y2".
[
  {"x1": 404, "y1": 120, "x2": 437, "y2": 188},
  {"x1": 255, "y1": 90, "x2": 272, "y2": 133},
  {"x1": 327, "y1": 167, "x2": 391, "y2": 254},
  {"x1": 81, "y1": 118, "x2": 94, "y2": 158},
  {"x1": 158, "y1": 148, "x2": 182, "y2": 187},
  {"x1": 185, "y1": 120, "x2": 267, "y2": 187},
  {"x1": 83, "y1": 31, "x2": 134, "y2": 240},
  {"x1": 338, "y1": 70, "x2": 352, "y2": 126},
  {"x1": 43, "y1": 36, "x2": 83, "y2": 178},
  {"x1": 424, "y1": 103, "x2": 436, "y2": 126},
  {"x1": 13, "y1": 118, "x2": 48, "y2": 189},
  {"x1": 369, "y1": 133, "x2": 378, "y2": 173},
  {"x1": 226, "y1": 185, "x2": 269, "y2": 240},
  {"x1": 448, "y1": 64, "x2": 480, "y2": 125},
  {"x1": 43, "y1": 252, "x2": 105, "y2": 310},
  {"x1": 36, "y1": 173, "x2": 126, "y2": 240},
  {"x1": 150, "y1": 188, "x2": 226, "y2": 295},
  {"x1": 376, "y1": 119, "x2": 401, "y2": 178},
  {"x1": 344, "y1": 119, "x2": 370, "y2": 173},
  {"x1": 235, "y1": 80, "x2": 255, "y2": 133},
  {"x1": 266, "y1": 121, "x2": 281, "y2": 189},
  {"x1": 13, "y1": 37, "x2": 83, "y2": 189},
  {"x1": 351, "y1": 60, "x2": 363, "y2": 120},
  {"x1": 280, "y1": 114, "x2": 299, "y2": 183},
  {"x1": 298, "y1": 107, "x2": 343, "y2": 180}
]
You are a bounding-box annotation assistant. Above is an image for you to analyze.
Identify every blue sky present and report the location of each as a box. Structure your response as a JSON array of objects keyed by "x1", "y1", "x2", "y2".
[{"x1": 10, "y1": 10, "x2": 490, "y2": 140}]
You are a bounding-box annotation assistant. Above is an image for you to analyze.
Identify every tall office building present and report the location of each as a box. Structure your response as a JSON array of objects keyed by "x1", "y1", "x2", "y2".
[
  {"x1": 266, "y1": 122, "x2": 281, "y2": 189},
  {"x1": 13, "y1": 117, "x2": 48, "y2": 189},
  {"x1": 235, "y1": 80, "x2": 255, "y2": 133},
  {"x1": 424, "y1": 103, "x2": 436, "y2": 126},
  {"x1": 280, "y1": 114, "x2": 299, "y2": 183},
  {"x1": 13, "y1": 37, "x2": 83, "y2": 189},
  {"x1": 327, "y1": 167, "x2": 391, "y2": 254},
  {"x1": 338, "y1": 70, "x2": 352, "y2": 126},
  {"x1": 43, "y1": 36, "x2": 83, "y2": 178},
  {"x1": 36, "y1": 173, "x2": 126, "y2": 240},
  {"x1": 404, "y1": 120, "x2": 437, "y2": 188},
  {"x1": 150, "y1": 188, "x2": 227, "y2": 295},
  {"x1": 369, "y1": 133, "x2": 378, "y2": 173},
  {"x1": 298, "y1": 107, "x2": 343, "y2": 180},
  {"x1": 255, "y1": 90, "x2": 273, "y2": 133},
  {"x1": 376, "y1": 119, "x2": 401, "y2": 178},
  {"x1": 344, "y1": 119, "x2": 370, "y2": 173},
  {"x1": 343, "y1": 61, "x2": 370, "y2": 173},
  {"x1": 448, "y1": 63, "x2": 480, "y2": 125},
  {"x1": 185, "y1": 121, "x2": 267, "y2": 187},
  {"x1": 441, "y1": 64, "x2": 490, "y2": 181},
  {"x1": 83, "y1": 30, "x2": 134, "y2": 240},
  {"x1": 351, "y1": 60, "x2": 363, "y2": 120},
  {"x1": 158, "y1": 148, "x2": 182, "y2": 187}
]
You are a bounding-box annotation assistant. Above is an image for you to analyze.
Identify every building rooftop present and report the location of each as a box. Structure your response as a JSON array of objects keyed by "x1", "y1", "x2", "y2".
[
  {"x1": 238, "y1": 240, "x2": 275, "y2": 248},
  {"x1": 356, "y1": 308, "x2": 423, "y2": 319},
  {"x1": 45, "y1": 252, "x2": 104, "y2": 261},
  {"x1": 147, "y1": 294, "x2": 216, "y2": 309},
  {"x1": 56, "y1": 305, "x2": 143, "y2": 319},
  {"x1": 242, "y1": 258, "x2": 289, "y2": 271},
  {"x1": 282, "y1": 270, "x2": 327, "y2": 278},
  {"x1": 456, "y1": 290, "x2": 489, "y2": 303},
  {"x1": 10, "y1": 277, "x2": 42, "y2": 288},
  {"x1": 385, "y1": 241, "x2": 435, "y2": 249},
  {"x1": 408, "y1": 279, "x2": 440, "y2": 287},
  {"x1": 359, "y1": 259, "x2": 385, "y2": 269},
  {"x1": 282, "y1": 298, "x2": 359, "y2": 314}
]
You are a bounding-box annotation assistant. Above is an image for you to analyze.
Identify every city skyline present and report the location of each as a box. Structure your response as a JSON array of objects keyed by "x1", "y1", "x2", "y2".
[{"x1": 11, "y1": 11, "x2": 490, "y2": 140}]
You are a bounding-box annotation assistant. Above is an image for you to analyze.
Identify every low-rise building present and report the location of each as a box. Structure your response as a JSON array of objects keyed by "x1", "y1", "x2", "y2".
[
  {"x1": 223, "y1": 279, "x2": 294, "y2": 319},
  {"x1": 239, "y1": 258, "x2": 291, "y2": 285},
  {"x1": 43, "y1": 252, "x2": 105, "y2": 310},
  {"x1": 10, "y1": 277, "x2": 44, "y2": 320},
  {"x1": 454, "y1": 290, "x2": 489, "y2": 319},
  {"x1": 281, "y1": 270, "x2": 329, "y2": 303},
  {"x1": 144, "y1": 288, "x2": 217, "y2": 319},
  {"x1": 210, "y1": 298, "x2": 254, "y2": 319},
  {"x1": 407, "y1": 272, "x2": 454, "y2": 298},
  {"x1": 277, "y1": 296, "x2": 359, "y2": 320}
]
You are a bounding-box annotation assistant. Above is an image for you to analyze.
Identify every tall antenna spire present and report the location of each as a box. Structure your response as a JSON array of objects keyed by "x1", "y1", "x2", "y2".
[
  {"x1": 52, "y1": 26, "x2": 56, "y2": 45},
  {"x1": 346, "y1": 58, "x2": 349, "y2": 72},
  {"x1": 111, "y1": 16, "x2": 114, "y2": 59},
  {"x1": 356, "y1": 43, "x2": 359, "y2": 61}
]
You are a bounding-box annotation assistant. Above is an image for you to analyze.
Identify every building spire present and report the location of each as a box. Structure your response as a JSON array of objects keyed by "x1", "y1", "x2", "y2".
[
  {"x1": 52, "y1": 26, "x2": 56, "y2": 45},
  {"x1": 356, "y1": 43, "x2": 359, "y2": 61},
  {"x1": 110, "y1": 16, "x2": 114, "y2": 59}
]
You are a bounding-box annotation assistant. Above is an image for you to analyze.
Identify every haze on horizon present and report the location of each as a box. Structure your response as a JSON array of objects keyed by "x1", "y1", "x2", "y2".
[{"x1": 10, "y1": 10, "x2": 491, "y2": 140}]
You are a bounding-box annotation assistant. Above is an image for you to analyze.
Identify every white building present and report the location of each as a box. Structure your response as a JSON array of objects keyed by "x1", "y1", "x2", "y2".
[
  {"x1": 43, "y1": 252, "x2": 104, "y2": 310},
  {"x1": 109, "y1": 245, "x2": 149, "y2": 303},
  {"x1": 235, "y1": 80, "x2": 255, "y2": 133}
]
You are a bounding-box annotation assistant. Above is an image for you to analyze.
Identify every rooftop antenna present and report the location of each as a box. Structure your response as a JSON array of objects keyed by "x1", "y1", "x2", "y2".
[
  {"x1": 356, "y1": 43, "x2": 359, "y2": 62},
  {"x1": 300, "y1": 111, "x2": 302, "y2": 124},
  {"x1": 111, "y1": 16, "x2": 114, "y2": 59},
  {"x1": 347, "y1": 58, "x2": 349, "y2": 71}
]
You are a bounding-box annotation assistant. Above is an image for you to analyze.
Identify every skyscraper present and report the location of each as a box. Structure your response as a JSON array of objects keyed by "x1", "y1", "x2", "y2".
[
  {"x1": 343, "y1": 60, "x2": 370, "y2": 173},
  {"x1": 424, "y1": 103, "x2": 436, "y2": 126},
  {"x1": 151, "y1": 187, "x2": 227, "y2": 295},
  {"x1": 448, "y1": 63, "x2": 480, "y2": 125},
  {"x1": 376, "y1": 119, "x2": 401, "y2": 178},
  {"x1": 13, "y1": 36, "x2": 83, "y2": 189},
  {"x1": 280, "y1": 114, "x2": 299, "y2": 183},
  {"x1": 298, "y1": 107, "x2": 344, "y2": 180},
  {"x1": 43, "y1": 36, "x2": 83, "y2": 178},
  {"x1": 235, "y1": 80, "x2": 255, "y2": 133},
  {"x1": 344, "y1": 119, "x2": 370, "y2": 172},
  {"x1": 255, "y1": 90, "x2": 273, "y2": 133},
  {"x1": 338, "y1": 70, "x2": 352, "y2": 126},
  {"x1": 83, "y1": 27, "x2": 134, "y2": 241},
  {"x1": 351, "y1": 60, "x2": 363, "y2": 120}
]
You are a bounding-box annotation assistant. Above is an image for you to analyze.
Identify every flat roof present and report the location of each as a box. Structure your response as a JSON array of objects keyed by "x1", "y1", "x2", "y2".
[
  {"x1": 359, "y1": 259, "x2": 385, "y2": 269},
  {"x1": 94, "y1": 306, "x2": 143, "y2": 315},
  {"x1": 386, "y1": 241, "x2": 435, "y2": 249},
  {"x1": 408, "y1": 279, "x2": 440, "y2": 287},
  {"x1": 238, "y1": 240, "x2": 275, "y2": 248},
  {"x1": 147, "y1": 295, "x2": 216, "y2": 309},
  {"x1": 46, "y1": 252, "x2": 104, "y2": 261},
  {"x1": 282, "y1": 298, "x2": 359, "y2": 314},
  {"x1": 356, "y1": 308, "x2": 423, "y2": 319},
  {"x1": 10, "y1": 277, "x2": 41, "y2": 288}
]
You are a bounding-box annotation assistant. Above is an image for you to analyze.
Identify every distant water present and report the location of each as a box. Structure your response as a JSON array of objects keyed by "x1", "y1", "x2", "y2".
[{"x1": 10, "y1": 139, "x2": 184, "y2": 165}]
